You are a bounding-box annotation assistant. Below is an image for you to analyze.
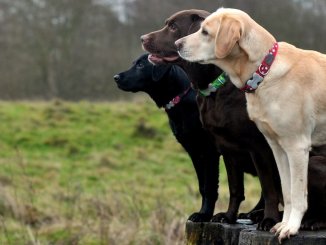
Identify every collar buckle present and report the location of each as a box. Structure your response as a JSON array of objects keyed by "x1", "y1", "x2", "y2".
[
  {"x1": 241, "y1": 73, "x2": 263, "y2": 92},
  {"x1": 242, "y1": 42, "x2": 278, "y2": 93},
  {"x1": 165, "y1": 87, "x2": 190, "y2": 110},
  {"x1": 199, "y1": 72, "x2": 228, "y2": 97}
]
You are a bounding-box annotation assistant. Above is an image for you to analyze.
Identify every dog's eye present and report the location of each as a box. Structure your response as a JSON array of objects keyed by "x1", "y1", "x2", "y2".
[
  {"x1": 202, "y1": 29, "x2": 208, "y2": 36},
  {"x1": 169, "y1": 23, "x2": 177, "y2": 31},
  {"x1": 136, "y1": 63, "x2": 144, "y2": 69}
]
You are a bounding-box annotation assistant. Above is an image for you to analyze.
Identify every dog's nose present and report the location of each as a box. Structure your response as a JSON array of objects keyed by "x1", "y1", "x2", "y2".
[
  {"x1": 175, "y1": 39, "x2": 183, "y2": 51},
  {"x1": 140, "y1": 35, "x2": 146, "y2": 44},
  {"x1": 140, "y1": 35, "x2": 149, "y2": 44},
  {"x1": 113, "y1": 74, "x2": 120, "y2": 82}
]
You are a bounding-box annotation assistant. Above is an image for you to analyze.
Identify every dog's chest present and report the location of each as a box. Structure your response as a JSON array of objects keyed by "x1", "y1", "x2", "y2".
[
  {"x1": 245, "y1": 94, "x2": 278, "y2": 139},
  {"x1": 246, "y1": 90, "x2": 326, "y2": 144},
  {"x1": 197, "y1": 91, "x2": 259, "y2": 150},
  {"x1": 246, "y1": 95, "x2": 263, "y2": 122}
]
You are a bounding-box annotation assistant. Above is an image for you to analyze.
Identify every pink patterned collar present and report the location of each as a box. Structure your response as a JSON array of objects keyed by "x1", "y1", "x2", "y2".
[
  {"x1": 241, "y1": 42, "x2": 279, "y2": 93},
  {"x1": 165, "y1": 87, "x2": 191, "y2": 110}
]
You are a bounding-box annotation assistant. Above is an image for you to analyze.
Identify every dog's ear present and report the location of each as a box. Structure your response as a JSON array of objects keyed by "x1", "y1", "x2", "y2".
[
  {"x1": 188, "y1": 12, "x2": 209, "y2": 34},
  {"x1": 152, "y1": 65, "x2": 171, "y2": 82},
  {"x1": 215, "y1": 17, "x2": 241, "y2": 59},
  {"x1": 190, "y1": 12, "x2": 208, "y2": 22}
]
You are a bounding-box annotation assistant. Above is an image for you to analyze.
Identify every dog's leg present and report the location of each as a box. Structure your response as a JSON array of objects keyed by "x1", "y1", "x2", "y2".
[
  {"x1": 211, "y1": 153, "x2": 247, "y2": 223},
  {"x1": 249, "y1": 152, "x2": 281, "y2": 231},
  {"x1": 264, "y1": 139, "x2": 292, "y2": 234},
  {"x1": 301, "y1": 155, "x2": 326, "y2": 230},
  {"x1": 277, "y1": 140, "x2": 309, "y2": 241},
  {"x1": 181, "y1": 131, "x2": 220, "y2": 222},
  {"x1": 238, "y1": 193, "x2": 265, "y2": 222}
]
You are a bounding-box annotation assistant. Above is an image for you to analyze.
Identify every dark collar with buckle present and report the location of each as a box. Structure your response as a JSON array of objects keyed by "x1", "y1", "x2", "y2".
[
  {"x1": 165, "y1": 87, "x2": 191, "y2": 110},
  {"x1": 241, "y1": 42, "x2": 279, "y2": 93},
  {"x1": 198, "y1": 72, "x2": 228, "y2": 97}
]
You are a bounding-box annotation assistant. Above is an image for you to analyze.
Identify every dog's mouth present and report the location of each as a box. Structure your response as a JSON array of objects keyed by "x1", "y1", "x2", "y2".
[
  {"x1": 177, "y1": 50, "x2": 217, "y2": 64},
  {"x1": 116, "y1": 82, "x2": 139, "y2": 93},
  {"x1": 148, "y1": 53, "x2": 180, "y2": 65},
  {"x1": 142, "y1": 40, "x2": 180, "y2": 64}
]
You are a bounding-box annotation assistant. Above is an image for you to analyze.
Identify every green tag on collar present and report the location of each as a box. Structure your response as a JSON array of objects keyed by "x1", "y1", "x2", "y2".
[{"x1": 199, "y1": 72, "x2": 227, "y2": 97}]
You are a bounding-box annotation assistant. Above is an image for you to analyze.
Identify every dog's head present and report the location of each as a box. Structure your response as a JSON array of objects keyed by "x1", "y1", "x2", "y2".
[
  {"x1": 141, "y1": 9, "x2": 210, "y2": 65},
  {"x1": 175, "y1": 8, "x2": 248, "y2": 64},
  {"x1": 114, "y1": 54, "x2": 171, "y2": 92}
]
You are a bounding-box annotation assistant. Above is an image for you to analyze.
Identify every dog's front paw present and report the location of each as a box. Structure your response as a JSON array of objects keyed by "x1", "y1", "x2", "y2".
[
  {"x1": 257, "y1": 217, "x2": 277, "y2": 231},
  {"x1": 270, "y1": 221, "x2": 284, "y2": 233},
  {"x1": 273, "y1": 222, "x2": 299, "y2": 243},
  {"x1": 301, "y1": 219, "x2": 326, "y2": 231},
  {"x1": 238, "y1": 209, "x2": 264, "y2": 223},
  {"x1": 277, "y1": 223, "x2": 299, "y2": 243},
  {"x1": 237, "y1": 212, "x2": 249, "y2": 219},
  {"x1": 188, "y1": 212, "x2": 212, "y2": 222},
  {"x1": 211, "y1": 212, "x2": 236, "y2": 224}
]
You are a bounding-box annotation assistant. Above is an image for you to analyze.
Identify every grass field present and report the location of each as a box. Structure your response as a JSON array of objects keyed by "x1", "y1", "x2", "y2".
[{"x1": 0, "y1": 99, "x2": 260, "y2": 244}]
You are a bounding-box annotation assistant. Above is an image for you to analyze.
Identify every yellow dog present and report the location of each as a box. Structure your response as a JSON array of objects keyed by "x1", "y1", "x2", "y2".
[{"x1": 176, "y1": 7, "x2": 326, "y2": 242}]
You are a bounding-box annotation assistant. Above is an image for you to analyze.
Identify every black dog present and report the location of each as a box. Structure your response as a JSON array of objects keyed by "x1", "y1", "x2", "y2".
[{"x1": 114, "y1": 54, "x2": 220, "y2": 222}]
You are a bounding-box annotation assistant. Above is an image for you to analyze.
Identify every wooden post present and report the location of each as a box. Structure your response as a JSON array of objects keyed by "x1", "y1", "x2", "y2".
[
  {"x1": 186, "y1": 221, "x2": 254, "y2": 245},
  {"x1": 186, "y1": 221, "x2": 326, "y2": 245},
  {"x1": 239, "y1": 229, "x2": 326, "y2": 245}
]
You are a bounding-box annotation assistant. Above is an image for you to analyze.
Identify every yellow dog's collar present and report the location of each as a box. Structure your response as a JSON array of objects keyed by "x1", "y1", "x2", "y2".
[{"x1": 241, "y1": 42, "x2": 279, "y2": 93}]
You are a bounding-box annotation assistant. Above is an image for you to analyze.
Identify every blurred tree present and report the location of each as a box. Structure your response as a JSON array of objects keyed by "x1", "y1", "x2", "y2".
[
  {"x1": 0, "y1": 0, "x2": 325, "y2": 100},
  {"x1": 0, "y1": 0, "x2": 127, "y2": 100}
]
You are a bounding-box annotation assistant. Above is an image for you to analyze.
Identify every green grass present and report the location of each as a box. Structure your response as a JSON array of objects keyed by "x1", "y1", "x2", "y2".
[{"x1": 0, "y1": 99, "x2": 260, "y2": 244}]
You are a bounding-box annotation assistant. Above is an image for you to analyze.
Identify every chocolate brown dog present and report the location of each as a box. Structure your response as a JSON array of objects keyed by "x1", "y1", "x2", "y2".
[{"x1": 141, "y1": 9, "x2": 281, "y2": 230}]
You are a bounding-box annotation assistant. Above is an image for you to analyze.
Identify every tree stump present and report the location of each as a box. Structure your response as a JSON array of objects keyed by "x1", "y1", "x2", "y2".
[{"x1": 186, "y1": 221, "x2": 326, "y2": 245}]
